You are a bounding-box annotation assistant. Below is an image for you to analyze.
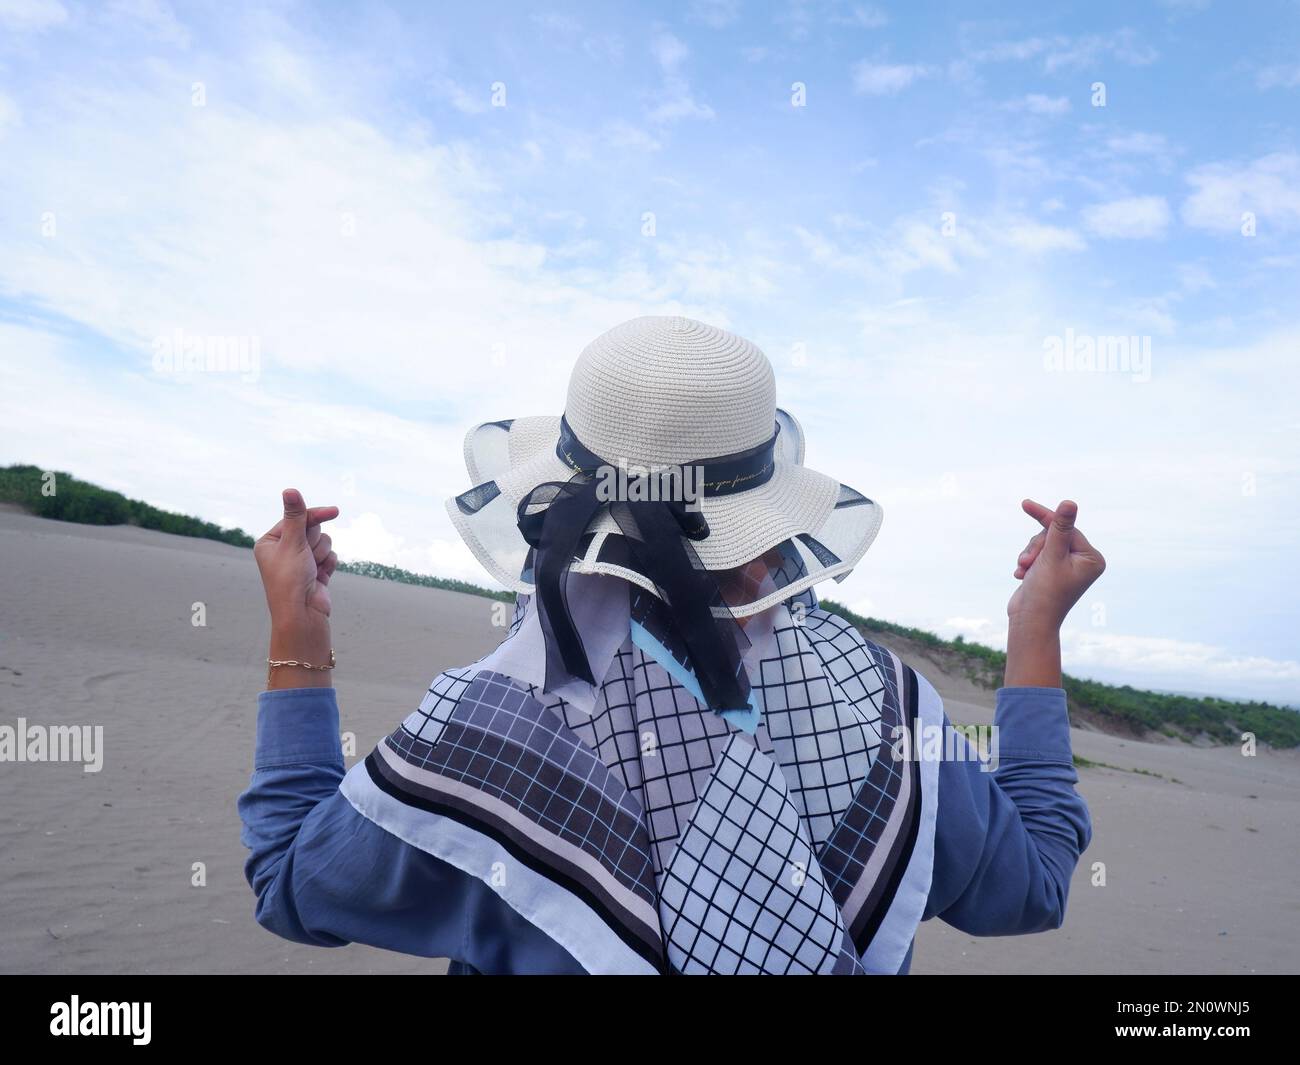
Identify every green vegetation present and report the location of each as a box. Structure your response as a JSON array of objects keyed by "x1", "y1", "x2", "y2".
[
  {"x1": 0, "y1": 464, "x2": 515, "y2": 600},
  {"x1": 821, "y1": 599, "x2": 1300, "y2": 750},
  {"x1": 1071, "y1": 753, "x2": 1185, "y2": 785},
  {"x1": 1061, "y1": 675, "x2": 1300, "y2": 749},
  {"x1": 822, "y1": 598, "x2": 1006, "y2": 687},
  {"x1": 0, "y1": 465, "x2": 255, "y2": 547},
  {"x1": 5, "y1": 464, "x2": 1296, "y2": 748},
  {"x1": 336, "y1": 559, "x2": 513, "y2": 602}
]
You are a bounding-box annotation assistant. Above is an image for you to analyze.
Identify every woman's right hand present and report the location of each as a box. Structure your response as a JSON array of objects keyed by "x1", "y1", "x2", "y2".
[
  {"x1": 1007, "y1": 499, "x2": 1106, "y2": 631},
  {"x1": 1004, "y1": 499, "x2": 1105, "y2": 688}
]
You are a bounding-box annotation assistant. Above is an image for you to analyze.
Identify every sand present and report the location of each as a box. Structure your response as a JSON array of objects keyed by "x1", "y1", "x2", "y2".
[{"x1": 0, "y1": 506, "x2": 1295, "y2": 974}]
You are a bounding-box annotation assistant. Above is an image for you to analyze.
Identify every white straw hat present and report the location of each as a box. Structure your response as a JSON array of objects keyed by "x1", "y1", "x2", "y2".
[{"x1": 446, "y1": 316, "x2": 883, "y2": 617}]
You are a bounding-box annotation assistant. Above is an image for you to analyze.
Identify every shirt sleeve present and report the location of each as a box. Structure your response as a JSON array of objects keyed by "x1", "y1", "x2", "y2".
[
  {"x1": 922, "y1": 686, "x2": 1093, "y2": 935},
  {"x1": 236, "y1": 687, "x2": 584, "y2": 973}
]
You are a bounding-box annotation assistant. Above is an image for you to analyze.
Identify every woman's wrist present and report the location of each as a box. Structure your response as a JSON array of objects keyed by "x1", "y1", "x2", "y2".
[
  {"x1": 267, "y1": 611, "x2": 333, "y2": 690},
  {"x1": 1004, "y1": 616, "x2": 1062, "y2": 688}
]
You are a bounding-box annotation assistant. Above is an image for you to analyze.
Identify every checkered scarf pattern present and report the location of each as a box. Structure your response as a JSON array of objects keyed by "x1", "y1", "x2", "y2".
[{"x1": 341, "y1": 590, "x2": 937, "y2": 974}]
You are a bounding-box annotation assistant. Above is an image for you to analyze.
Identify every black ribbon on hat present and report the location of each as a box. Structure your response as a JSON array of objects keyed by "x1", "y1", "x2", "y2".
[{"x1": 516, "y1": 415, "x2": 780, "y2": 712}]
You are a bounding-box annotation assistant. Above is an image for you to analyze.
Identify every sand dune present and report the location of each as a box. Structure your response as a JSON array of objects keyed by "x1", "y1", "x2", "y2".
[{"x1": 0, "y1": 507, "x2": 1295, "y2": 974}]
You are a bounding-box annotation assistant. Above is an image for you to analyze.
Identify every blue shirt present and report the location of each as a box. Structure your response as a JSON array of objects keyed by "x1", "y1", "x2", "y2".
[{"x1": 238, "y1": 684, "x2": 1091, "y2": 974}]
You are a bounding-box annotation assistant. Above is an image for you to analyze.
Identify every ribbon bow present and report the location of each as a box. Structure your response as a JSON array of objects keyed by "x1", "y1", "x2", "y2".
[{"x1": 516, "y1": 417, "x2": 779, "y2": 713}]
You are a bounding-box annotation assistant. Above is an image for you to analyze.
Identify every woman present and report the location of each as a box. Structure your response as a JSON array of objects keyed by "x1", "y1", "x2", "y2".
[{"x1": 239, "y1": 316, "x2": 1099, "y2": 974}]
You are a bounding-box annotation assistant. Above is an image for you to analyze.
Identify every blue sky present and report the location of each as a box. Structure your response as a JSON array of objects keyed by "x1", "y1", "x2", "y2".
[{"x1": 2, "y1": 0, "x2": 1298, "y2": 703}]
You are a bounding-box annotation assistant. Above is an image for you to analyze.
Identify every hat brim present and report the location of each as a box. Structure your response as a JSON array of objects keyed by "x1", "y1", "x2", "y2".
[{"x1": 446, "y1": 410, "x2": 883, "y2": 618}]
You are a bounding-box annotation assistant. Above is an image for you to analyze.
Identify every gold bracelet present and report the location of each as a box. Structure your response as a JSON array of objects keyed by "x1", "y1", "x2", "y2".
[{"x1": 266, "y1": 649, "x2": 335, "y2": 687}]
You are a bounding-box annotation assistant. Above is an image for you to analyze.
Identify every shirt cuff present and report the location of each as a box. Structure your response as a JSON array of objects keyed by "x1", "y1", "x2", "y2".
[
  {"x1": 992, "y1": 686, "x2": 1073, "y2": 763},
  {"x1": 254, "y1": 687, "x2": 343, "y2": 769}
]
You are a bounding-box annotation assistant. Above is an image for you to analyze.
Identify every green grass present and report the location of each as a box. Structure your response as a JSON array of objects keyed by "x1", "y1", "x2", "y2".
[
  {"x1": 0, "y1": 464, "x2": 255, "y2": 547},
  {"x1": 6, "y1": 463, "x2": 1297, "y2": 748},
  {"x1": 1071, "y1": 753, "x2": 1185, "y2": 785},
  {"x1": 821, "y1": 599, "x2": 1300, "y2": 750},
  {"x1": 336, "y1": 559, "x2": 513, "y2": 602}
]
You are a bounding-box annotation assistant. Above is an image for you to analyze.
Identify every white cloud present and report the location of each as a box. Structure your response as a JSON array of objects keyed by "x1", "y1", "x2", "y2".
[
  {"x1": 833, "y1": 5, "x2": 889, "y2": 29},
  {"x1": 1182, "y1": 152, "x2": 1300, "y2": 233},
  {"x1": 1082, "y1": 195, "x2": 1171, "y2": 238},
  {"x1": 333, "y1": 512, "x2": 484, "y2": 582},
  {"x1": 0, "y1": 57, "x2": 703, "y2": 430},
  {"x1": 106, "y1": 0, "x2": 189, "y2": 46},
  {"x1": 970, "y1": 37, "x2": 1052, "y2": 63},
  {"x1": 1002, "y1": 222, "x2": 1086, "y2": 253},
  {"x1": 648, "y1": 33, "x2": 715, "y2": 124},
  {"x1": 1106, "y1": 131, "x2": 1170, "y2": 155},
  {"x1": 3, "y1": 17, "x2": 1299, "y2": 706},
  {"x1": 852, "y1": 61, "x2": 932, "y2": 95},
  {"x1": 687, "y1": 0, "x2": 741, "y2": 29},
  {"x1": 1256, "y1": 64, "x2": 1300, "y2": 89},
  {"x1": 437, "y1": 77, "x2": 488, "y2": 115},
  {"x1": 925, "y1": 621, "x2": 1300, "y2": 704},
  {"x1": 602, "y1": 120, "x2": 661, "y2": 152},
  {"x1": 254, "y1": 41, "x2": 318, "y2": 101},
  {"x1": 0, "y1": 0, "x2": 66, "y2": 31},
  {"x1": 939, "y1": 617, "x2": 998, "y2": 638},
  {"x1": 1124, "y1": 298, "x2": 1178, "y2": 335},
  {"x1": 647, "y1": 93, "x2": 715, "y2": 124},
  {"x1": 530, "y1": 11, "x2": 582, "y2": 35},
  {"x1": 1177, "y1": 262, "x2": 1215, "y2": 293},
  {"x1": 0, "y1": 321, "x2": 471, "y2": 558},
  {"x1": 969, "y1": 30, "x2": 1158, "y2": 72},
  {"x1": 792, "y1": 215, "x2": 982, "y2": 280},
  {"x1": 529, "y1": 13, "x2": 623, "y2": 62},
  {"x1": 652, "y1": 32, "x2": 689, "y2": 72},
  {"x1": 796, "y1": 210, "x2": 1090, "y2": 276},
  {"x1": 1062, "y1": 630, "x2": 1300, "y2": 701},
  {"x1": 1042, "y1": 29, "x2": 1157, "y2": 72},
  {"x1": 774, "y1": 0, "x2": 814, "y2": 41},
  {"x1": 1013, "y1": 93, "x2": 1070, "y2": 115},
  {"x1": 0, "y1": 92, "x2": 20, "y2": 135}
]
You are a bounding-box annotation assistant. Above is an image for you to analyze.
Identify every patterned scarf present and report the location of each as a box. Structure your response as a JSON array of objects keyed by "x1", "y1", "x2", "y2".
[{"x1": 341, "y1": 577, "x2": 940, "y2": 974}]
